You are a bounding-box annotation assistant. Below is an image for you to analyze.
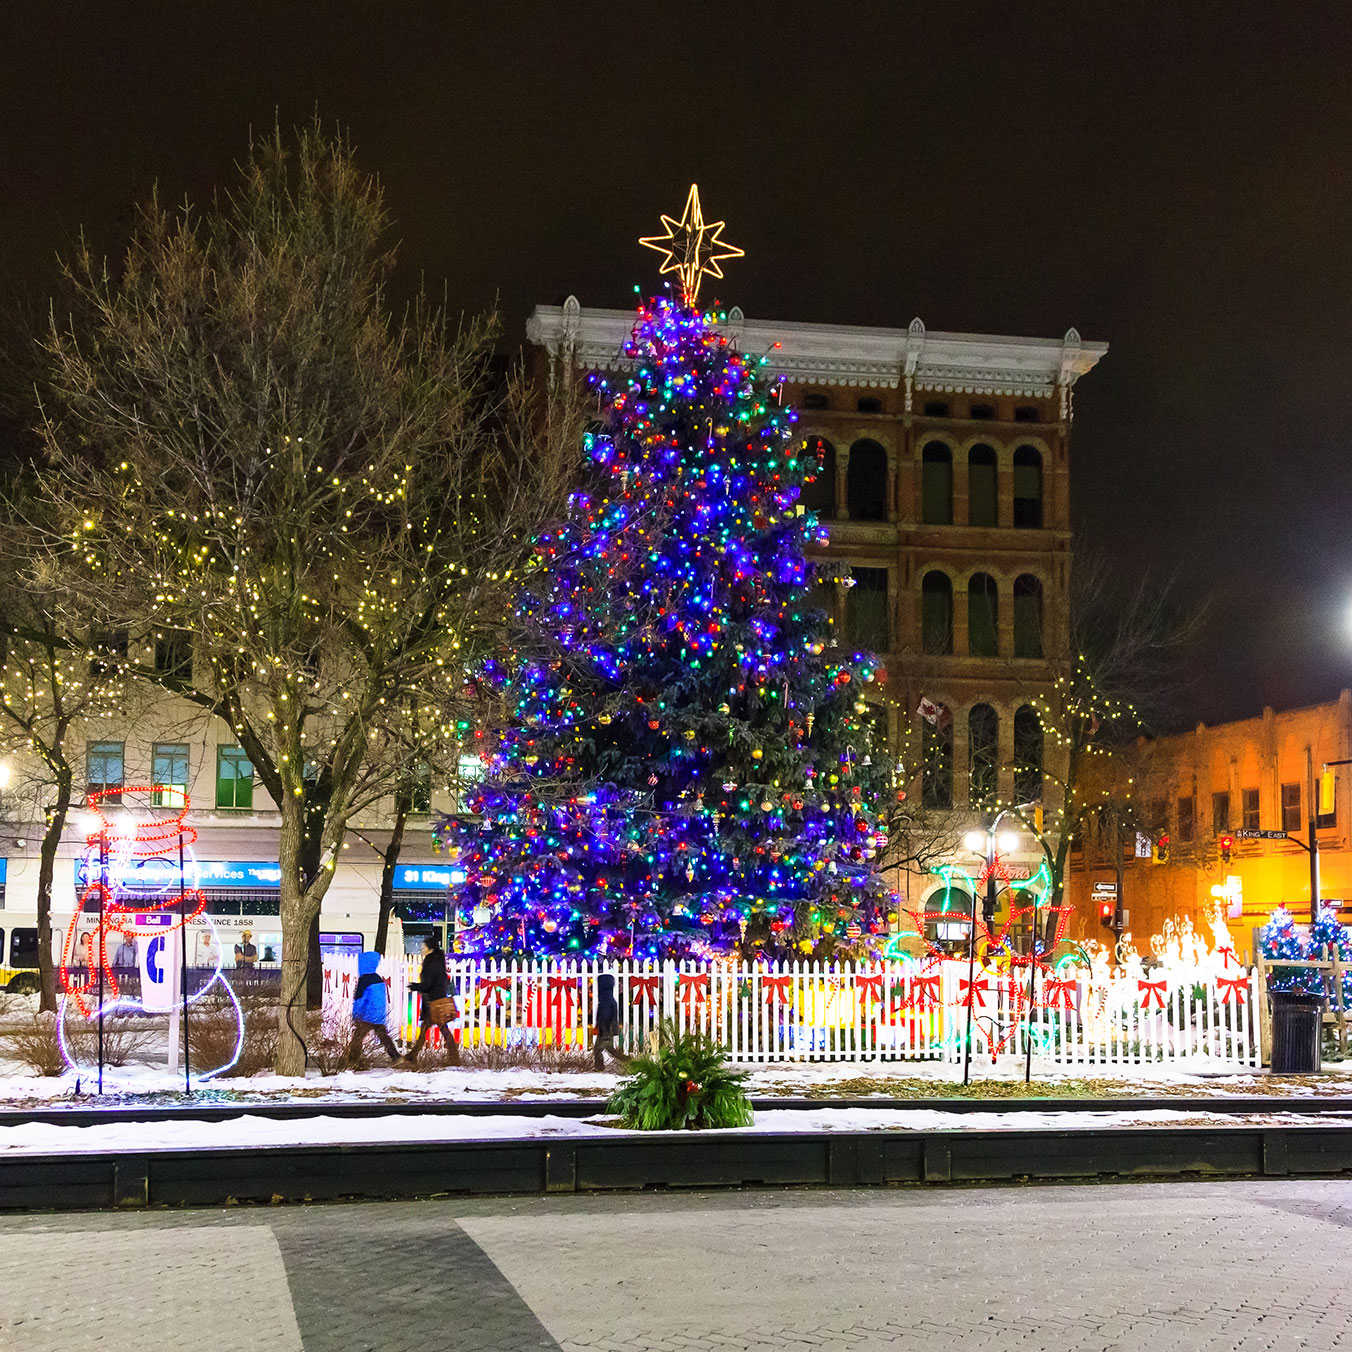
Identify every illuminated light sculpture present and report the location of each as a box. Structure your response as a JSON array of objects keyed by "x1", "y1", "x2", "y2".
[
  {"x1": 638, "y1": 184, "x2": 743, "y2": 304},
  {"x1": 440, "y1": 291, "x2": 893, "y2": 962},
  {"x1": 58, "y1": 786, "x2": 244, "y2": 1086}
]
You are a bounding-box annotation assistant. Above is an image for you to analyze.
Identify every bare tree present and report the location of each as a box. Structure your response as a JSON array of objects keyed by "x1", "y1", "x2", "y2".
[
  {"x1": 29, "y1": 124, "x2": 583, "y2": 1073},
  {"x1": 1025, "y1": 551, "x2": 1205, "y2": 910}
]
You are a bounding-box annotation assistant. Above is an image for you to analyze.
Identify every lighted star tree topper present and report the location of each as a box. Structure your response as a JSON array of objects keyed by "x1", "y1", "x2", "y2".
[
  {"x1": 639, "y1": 184, "x2": 744, "y2": 304},
  {"x1": 439, "y1": 280, "x2": 893, "y2": 961}
]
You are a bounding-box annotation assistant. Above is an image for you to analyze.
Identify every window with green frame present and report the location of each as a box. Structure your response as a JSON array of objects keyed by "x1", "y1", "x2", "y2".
[
  {"x1": 216, "y1": 745, "x2": 254, "y2": 809},
  {"x1": 152, "y1": 743, "x2": 189, "y2": 807}
]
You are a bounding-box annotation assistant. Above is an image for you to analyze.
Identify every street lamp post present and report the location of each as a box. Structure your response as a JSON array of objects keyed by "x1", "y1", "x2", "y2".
[{"x1": 960, "y1": 808, "x2": 1024, "y2": 1087}]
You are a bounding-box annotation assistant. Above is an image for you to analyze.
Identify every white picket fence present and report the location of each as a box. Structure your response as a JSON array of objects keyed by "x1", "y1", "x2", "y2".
[{"x1": 320, "y1": 955, "x2": 1264, "y2": 1070}]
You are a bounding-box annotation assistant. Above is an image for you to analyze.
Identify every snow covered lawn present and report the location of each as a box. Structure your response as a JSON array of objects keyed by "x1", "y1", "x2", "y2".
[
  {"x1": 2, "y1": 1104, "x2": 1351, "y2": 1157},
  {"x1": 0, "y1": 1057, "x2": 1351, "y2": 1114}
]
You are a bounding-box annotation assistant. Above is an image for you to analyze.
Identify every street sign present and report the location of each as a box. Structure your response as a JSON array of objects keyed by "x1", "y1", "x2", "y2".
[
  {"x1": 1092, "y1": 881, "x2": 1118, "y2": 895},
  {"x1": 1234, "y1": 829, "x2": 1290, "y2": 840}
]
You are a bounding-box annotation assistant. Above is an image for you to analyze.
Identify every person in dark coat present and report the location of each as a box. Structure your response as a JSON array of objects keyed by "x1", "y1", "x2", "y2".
[
  {"x1": 405, "y1": 934, "x2": 459, "y2": 1065},
  {"x1": 593, "y1": 972, "x2": 622, "y2": 1070},
  {"x1": 345, "y1": 951, "x2": 400, "y2": 1067}
]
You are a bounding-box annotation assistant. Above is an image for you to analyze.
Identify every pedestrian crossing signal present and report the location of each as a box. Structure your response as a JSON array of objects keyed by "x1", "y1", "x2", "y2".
[{"x1": 1098, "y1": 901, "x2": 1115, "y2": 929}]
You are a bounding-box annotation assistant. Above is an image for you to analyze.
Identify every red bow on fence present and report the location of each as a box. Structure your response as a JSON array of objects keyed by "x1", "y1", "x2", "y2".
[
  {"x1": 677, "y1": 972, "x2": 709, "y2": 1006},
  {"x1": 1218, "y1": 975, "x2": 1248, "y2": 1005},
  {"x1": 1138, "y1": 979, "x2": 1167, "y2": 1010},
  {"x1": 856, "y1": 973, "x2": 884, "y2": 1005},
  {"x1": 762, "y1": 974, "x2": 793, "y2": 1004},
  {"x1": 546, "y1": 976, "x2": 580, "y2": 1015},
  {"x1": 477, "y1": 977, "x2": 510, "y2": 1006},
  {"x1": 1042, "y1": 978, "x2": 1077, "y2": 1010},
  {"x1": 959, "y1": 977, "x2": 989, "y2": 1009},
  {"x1": 629, "y1": 974, "x2": 662, "y2": 1004},
  {"x1": 1218, "y1": 946, "x2": 1237, "y2": 969},
  {"x1": 911, "y1": 973, "x2": 942, "y2": 1009}
]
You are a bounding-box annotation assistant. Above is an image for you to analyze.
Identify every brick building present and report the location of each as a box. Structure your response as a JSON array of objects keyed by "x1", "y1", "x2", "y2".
[
  {"x1": 1066, "y1": 692, "x2": 1352, "y2": 959},
  {"x1": 527, "y1": 299, "x2": 1106, "y2": 919}
]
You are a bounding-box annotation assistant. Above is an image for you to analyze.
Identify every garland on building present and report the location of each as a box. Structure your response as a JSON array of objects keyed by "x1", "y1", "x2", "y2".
[{"x1": 438, "y1": 295, "x2": 892, "y2": 960}]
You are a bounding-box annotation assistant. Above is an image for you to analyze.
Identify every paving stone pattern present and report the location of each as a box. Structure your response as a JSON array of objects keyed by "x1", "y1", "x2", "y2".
[{"x1": 5, "y1": 1182, "x2": 1352, "y2": 1350}]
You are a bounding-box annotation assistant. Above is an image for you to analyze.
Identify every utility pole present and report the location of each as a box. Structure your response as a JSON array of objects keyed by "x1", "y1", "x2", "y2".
[{"x1": 1308, "y1": 747, "x2": 1320, "y2": 925}]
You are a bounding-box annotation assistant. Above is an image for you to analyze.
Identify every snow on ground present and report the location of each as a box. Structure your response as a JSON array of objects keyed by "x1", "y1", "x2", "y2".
[
  {"x1": 2, "y1": 1105, "x2": 1352, "y2": 1157},
  {"x1": 2, "y1": 1055, "x2": 1352, "y2": 1108}
]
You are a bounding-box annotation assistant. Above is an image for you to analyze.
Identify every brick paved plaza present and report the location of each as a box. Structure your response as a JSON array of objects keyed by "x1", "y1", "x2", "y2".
[{"x1": 5, "y1": 1180, "x2": 1352, "y2": 1351}]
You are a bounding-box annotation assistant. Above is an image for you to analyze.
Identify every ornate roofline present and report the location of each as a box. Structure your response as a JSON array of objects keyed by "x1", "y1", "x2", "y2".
[{"x1": 526, "y1": 300, "x2": 1107, "y2": 409}]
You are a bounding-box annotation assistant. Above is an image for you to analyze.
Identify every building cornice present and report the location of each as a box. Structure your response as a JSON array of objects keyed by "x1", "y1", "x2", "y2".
[{"x1": 526, "y1": 299, "x2": 1107, "y2": 411}]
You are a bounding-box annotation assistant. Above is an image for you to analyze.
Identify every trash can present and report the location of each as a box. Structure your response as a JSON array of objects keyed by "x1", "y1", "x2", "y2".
[{"x1": 1270, "y1": 991, "x2": 1323, "y2": 1073}]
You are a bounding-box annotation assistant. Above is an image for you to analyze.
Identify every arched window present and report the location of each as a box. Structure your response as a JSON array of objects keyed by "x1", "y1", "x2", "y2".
[
  {"x1": 846, "y1": 567, "x2": 890, "y2": 652},
  {"x1": 847, "y1": 438, "x2": 888, "y2": 521},
  {"x1": 1014, "y1": 705, "x2": 1043, "y2": 802},
  {"x1": 968, "y1": 703, "x2": 998, "y2": 807},
  {"x1": 1013, "y1": 575, "x2": 1043, "y2": 658},
  {"x1": 925, "y1": 884, "x2": 971, "y2": 948},
  {"x1": 968, "y1": 444, "x2": 998, "y2": 527},
  {"x1": 1013, "y1": 446, "x2": 1043, "y2": 528},
  {"x1": 799, "y1": 437, "x2": 836, "y2": 516},
  {"x1": 921, "y1": 571, "x2": 953, "y2": 655},
  {"x1": 967, "y1": 573, "x2": 998, "y2": 657},
  {"x1": 922, "y1": 442, "x2": 952, "y2": 525},
  {"x1": 922, "y1": 715, "x2": 953, "y2": 809}
]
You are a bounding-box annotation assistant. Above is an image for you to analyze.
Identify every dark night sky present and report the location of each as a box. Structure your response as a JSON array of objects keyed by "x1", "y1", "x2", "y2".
[{"x1": 3, "y1": 4, "x2": 1352, "y2": 726}]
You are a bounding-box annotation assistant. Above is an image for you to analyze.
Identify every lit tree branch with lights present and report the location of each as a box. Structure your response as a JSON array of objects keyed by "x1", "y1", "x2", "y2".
[
  {"x1": 28, "y1": 124, "x2": 584, "y2": 1073},
  {"x1": 0, "y1": 545, "x2": 144, "y2": 1011},
  {"x1": 1025, "y1": 553, "x2": 1203, "y2": 919}
]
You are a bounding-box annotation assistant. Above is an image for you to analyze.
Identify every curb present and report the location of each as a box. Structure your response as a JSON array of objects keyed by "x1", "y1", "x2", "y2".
[
  {"x1": 6, "y1": 1122, "x2": 1352, "y2": 1210},
  {"x1": 3, "y1": 1093, "x2": 1352, "y2": 1128}
]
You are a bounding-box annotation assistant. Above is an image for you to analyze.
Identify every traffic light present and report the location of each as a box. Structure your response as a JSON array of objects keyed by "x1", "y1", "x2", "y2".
[
  {"x1": 1152, "y1": 833, "x2": 1170, "y2": 864},
  {"x1": 1099, "y1": 900, "x2": 1115, "y2": 930},
  {"x1": 1219, "y1": 834, "x2": 1233, "y2": 865}
]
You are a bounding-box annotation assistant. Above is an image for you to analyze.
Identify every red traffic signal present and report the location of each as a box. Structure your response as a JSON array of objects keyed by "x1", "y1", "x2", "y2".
[
  {"x1": 1219, "y1": 834, "x2": 1233, "y2": 864},
  {"x1": 1098, "y1": 900, "x2": 1115, "y2": 929}
]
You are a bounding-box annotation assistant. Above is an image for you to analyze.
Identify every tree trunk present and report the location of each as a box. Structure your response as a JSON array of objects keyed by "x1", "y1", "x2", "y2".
[
  {"x1": 374, "y1": 787, "x2": 411, "y2": 956},
  {"x1": 274, "y1": 797, "x2": 322, "y2": 1076},
  {"x1": 299, "y1": 783, "x2": 332, "y2": 1011},
  {"x1": 35, "y1": 771, "x2": 72, "y2": 1013}
]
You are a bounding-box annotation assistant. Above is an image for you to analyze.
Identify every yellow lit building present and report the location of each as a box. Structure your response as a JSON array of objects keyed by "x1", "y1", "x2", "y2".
[{"x1": 1066, "y1": 692, "x2": 1352, "y2": 959}]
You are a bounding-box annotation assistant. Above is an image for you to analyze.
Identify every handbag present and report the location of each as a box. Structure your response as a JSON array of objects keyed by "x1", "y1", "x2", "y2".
[{"x1": 427, "y1": 996, "x2": 458, "y2": 1024}]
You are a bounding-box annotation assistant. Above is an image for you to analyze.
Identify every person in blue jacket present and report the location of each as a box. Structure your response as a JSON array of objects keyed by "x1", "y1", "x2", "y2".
[{"x1": 345, "y1": 951, "x2": 401, "y2": 1067}]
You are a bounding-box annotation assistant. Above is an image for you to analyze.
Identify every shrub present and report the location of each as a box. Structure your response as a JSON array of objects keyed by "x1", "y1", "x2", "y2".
[
  {"x1": 8, "y1": 1013, "x2": 65, "y2": 1076},
  {"x1": 607, "y1": 1022, "x2": 753, "y2": 1130},
  {"x1": 186, "y1": 994, "x2": 277, "y2": 1077},
  {"x1": 63, "y1": 1014, "x2": 156, "y2": 1068},
  {"x1": 307, "y1": 1006, "x2": 353, "y2": 1076},
  {"x1": 461, "y1": 1041, "x2": 596, "y2": 1074}
]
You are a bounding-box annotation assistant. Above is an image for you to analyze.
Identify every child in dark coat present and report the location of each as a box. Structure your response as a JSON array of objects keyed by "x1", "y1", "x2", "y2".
[{"x1": 593, "y1": 972, "x2": 621, "y2": 1070}]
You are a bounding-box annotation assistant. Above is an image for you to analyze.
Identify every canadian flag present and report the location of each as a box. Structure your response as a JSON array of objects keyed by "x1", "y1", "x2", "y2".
[{"x1": 916, "y1": 697, "x2": 952, "y2": 731}]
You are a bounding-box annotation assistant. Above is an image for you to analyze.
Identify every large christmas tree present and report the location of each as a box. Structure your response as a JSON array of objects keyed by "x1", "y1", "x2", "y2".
[{"x1": 442, "y1": 211, "x2": 890, "y2": 960}]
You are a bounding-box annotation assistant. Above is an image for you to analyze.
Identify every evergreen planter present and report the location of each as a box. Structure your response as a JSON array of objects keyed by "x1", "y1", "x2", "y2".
[{"x1": 1270, "y1": 991, "x2": 1323, "y2": 1073}]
